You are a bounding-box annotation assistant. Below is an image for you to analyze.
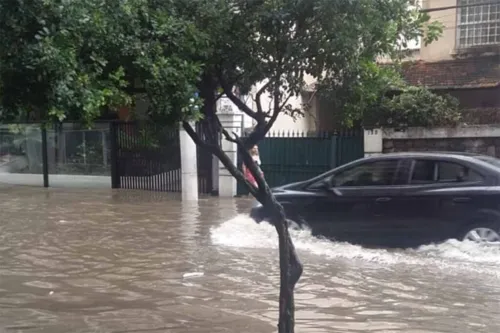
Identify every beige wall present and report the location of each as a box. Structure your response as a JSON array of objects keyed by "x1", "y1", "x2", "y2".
[
  {"x1": 420, "y1": 0, "x2": 458, "y2": 61},
  {"x1": 247, "y1": 80, "x2": 317, "y2": 133}
]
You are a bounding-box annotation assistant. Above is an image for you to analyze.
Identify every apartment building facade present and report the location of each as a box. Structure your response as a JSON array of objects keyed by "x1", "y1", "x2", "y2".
[
  {"x1": 420, "y1": 0, "x2": 499, "y2": 61},
  {"x1": 400, "y1": 0, "x2": 500, "y2": 124}
]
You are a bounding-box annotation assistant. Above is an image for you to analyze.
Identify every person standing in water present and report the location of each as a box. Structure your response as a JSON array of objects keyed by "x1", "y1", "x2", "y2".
[{"x1": 242, "y1": 145, "x2": 264, "y2": 188}]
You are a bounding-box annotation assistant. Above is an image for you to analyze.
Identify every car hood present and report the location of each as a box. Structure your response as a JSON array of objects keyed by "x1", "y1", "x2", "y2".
[
  {"x1": 251, "y1": 181, "x2": 306, "y2": 208},
  {"x1": 271, "y1": 180, "x2": 306, "y2": 193}
]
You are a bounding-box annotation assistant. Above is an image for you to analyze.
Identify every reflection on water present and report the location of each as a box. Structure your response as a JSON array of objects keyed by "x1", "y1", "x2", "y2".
[{"x1": 0, "y1": 186, "x2": 500, "y2": 333}]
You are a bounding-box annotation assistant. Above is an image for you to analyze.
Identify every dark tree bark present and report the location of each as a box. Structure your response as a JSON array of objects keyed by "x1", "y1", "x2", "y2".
[{"x1": 183, "y1": 93, "x2": 303, "y2": 332}]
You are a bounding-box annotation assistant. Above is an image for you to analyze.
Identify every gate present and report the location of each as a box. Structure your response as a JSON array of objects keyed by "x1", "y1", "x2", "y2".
[
  {"x1": 110, "y1": 121, "x2": 216, "y2": 194},
  {"x1": 236, "y1": 129, "x2": 364, "y2": 195},
  {"x1": 110, "y1": 121, "x2": 182, "y2": 191}
]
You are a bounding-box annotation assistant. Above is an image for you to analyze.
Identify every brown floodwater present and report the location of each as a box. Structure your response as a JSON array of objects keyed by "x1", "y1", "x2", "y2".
[{"x1": 1, "y1": 185, "x2": 500, "y2": 333}]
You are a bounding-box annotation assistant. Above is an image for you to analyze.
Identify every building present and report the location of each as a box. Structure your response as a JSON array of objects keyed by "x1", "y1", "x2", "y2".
[
  {"x1": 398, "y1": 0, "x2": 500, "y2": 124},
  {"x1": 238, "y1": 0, "x2": 500, "y2": 132},
  {"x1": 420, "y1": 0, "x2": 499, "y2": 61}
]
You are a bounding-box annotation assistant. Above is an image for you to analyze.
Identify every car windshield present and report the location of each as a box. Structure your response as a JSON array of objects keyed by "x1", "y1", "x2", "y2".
[{"x1": 474, "y1": 155, "x2": 500, "y2": 168}]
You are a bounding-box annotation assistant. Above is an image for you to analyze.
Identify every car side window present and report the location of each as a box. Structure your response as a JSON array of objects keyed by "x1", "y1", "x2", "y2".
[
  {"x1": 331, "y1": 159, "x2": 401, "y2": 187},
  {"x1": 411, "y1": 160, "x2": 436, "y2": 184},
  {"x1": 410, "y1": 159, "x2": 484, "y2": 184},
  {"x1": 437, "y1": 161, "x2": 483, "y2": 183}
]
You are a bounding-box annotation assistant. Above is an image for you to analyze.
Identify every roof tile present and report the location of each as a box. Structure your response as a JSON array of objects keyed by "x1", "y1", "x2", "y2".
[{"x1": 399, "y1": 55, "x2": 500, "y2": 89}]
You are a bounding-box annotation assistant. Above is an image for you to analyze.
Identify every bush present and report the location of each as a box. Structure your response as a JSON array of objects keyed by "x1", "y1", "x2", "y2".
[{"x1": 365, "y1": 86, "x2": 461, "y2": 128}]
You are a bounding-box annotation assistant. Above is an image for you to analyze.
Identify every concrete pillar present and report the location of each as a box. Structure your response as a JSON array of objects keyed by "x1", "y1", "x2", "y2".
[
  {"x1": 218, "y1": 112, "x2": 242, "y2": 197},
  {"x1": 179, "y1": 122, "x2": 198, "y2": 201},
  {"x1": 364, "y1": 128, "x2": 383, "y2": 157}
]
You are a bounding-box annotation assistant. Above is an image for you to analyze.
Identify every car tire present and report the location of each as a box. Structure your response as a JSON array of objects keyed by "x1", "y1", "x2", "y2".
[
  {"x1": 286, "y1": 213, "x2": 307, "y2": 230},
  {"x1": 460, "y1": 221, "x2": 500, "y2": 244}
]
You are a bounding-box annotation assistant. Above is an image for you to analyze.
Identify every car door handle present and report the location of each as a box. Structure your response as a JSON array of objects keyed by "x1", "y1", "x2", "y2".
[
  {"x1": 453, "y1": 197, "x2": 471, "y2": 203},
  {"x1": 375, "y1": 197, "x2": 392, "y2": 203}
]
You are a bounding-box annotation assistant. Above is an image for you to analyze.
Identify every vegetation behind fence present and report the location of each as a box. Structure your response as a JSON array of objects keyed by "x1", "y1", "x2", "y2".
[
  {"x1": 237, "y1": 129, "x2": 364, "y2": 195},
  {"x1": 0, "y1": 123, "x2": 110, "y2": 177}
]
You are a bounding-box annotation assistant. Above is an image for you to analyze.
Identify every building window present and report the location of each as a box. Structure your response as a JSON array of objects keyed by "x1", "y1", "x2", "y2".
[{"x1": 457, "y1": 0, "x2": 500, "y2": 48}]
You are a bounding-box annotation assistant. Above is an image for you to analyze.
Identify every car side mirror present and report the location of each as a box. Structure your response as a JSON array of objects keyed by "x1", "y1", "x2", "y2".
[
  {"x1": 321, "y1": 178, "x2": 332, "y2": 191},
  {"x1": 321, "y1": 178, "x2": 342, "y2": 196}
]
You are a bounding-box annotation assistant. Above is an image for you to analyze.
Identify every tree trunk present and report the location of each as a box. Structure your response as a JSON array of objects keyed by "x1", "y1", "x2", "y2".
[
  {"x1": 183, "y1": 93, "x2": 303, "y2": 333},
  {"x1": 264, "y1": 194, "x2": 303, "y2": 333},
  {"x1": 237, "y1": 142, "x2": 303, "y2": 333}
]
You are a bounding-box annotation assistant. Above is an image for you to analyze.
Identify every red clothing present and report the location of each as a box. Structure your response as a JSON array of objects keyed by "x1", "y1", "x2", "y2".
[{"x1": 243, "y1": 163, "x2": 263, "y2": 188}]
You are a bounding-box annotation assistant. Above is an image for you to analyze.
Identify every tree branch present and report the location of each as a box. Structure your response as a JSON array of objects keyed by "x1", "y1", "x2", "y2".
[
  {"x1": 255, "y1": 80, "x2": 272, "y2": 114},
  {"x1": 220, "y1": 127, "x2": 239, "y2": 144},
  {"x1": 215, "y1": 91, "x2": 225, "y2": 102},
  {"x1": 279, "y1": 93, "x2": 293, "y2": 112},
  {"x1": 241, "y1": 88, "x2": 283, "y2": 150},
  {"x1": 219, "y1": 74, "x2": 261, "y2": 121},
  {"x1": 182, "y1": 121, "x2": 259, "y2": 198}
]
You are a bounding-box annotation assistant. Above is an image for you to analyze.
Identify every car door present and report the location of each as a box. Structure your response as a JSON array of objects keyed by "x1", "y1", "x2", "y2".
[
  {"x1": 299, "y1": 158, "x2": 408, "y2": 246},
  {"x1": 395, "y1": 158, "x2": 486, "y2": 246},
  {"x1": 382, "y1": 158, "x2": 443, "y2": 247}
]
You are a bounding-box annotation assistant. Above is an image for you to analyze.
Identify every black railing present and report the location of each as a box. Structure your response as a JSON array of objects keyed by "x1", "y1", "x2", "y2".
[
  {"x1": 110, "y1": 121, "x2": 216, "y2": 194},
  {"x1": 110, "y1": 121, "x2": 182, "y2": 192}
]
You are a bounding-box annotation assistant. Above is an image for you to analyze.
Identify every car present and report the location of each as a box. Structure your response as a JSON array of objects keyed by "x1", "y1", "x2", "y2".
[{"x1": 249, "y1": 151, "x2": 500, "y2": 248}]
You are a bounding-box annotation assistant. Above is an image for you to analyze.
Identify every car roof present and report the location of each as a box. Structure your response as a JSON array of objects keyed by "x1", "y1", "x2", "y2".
[
  {"x1": 297, "y1": 150, "x2": 500, "y2": 187},
  {"x1": 366, "y1": 151, "x2": 491, "y2": 160}
]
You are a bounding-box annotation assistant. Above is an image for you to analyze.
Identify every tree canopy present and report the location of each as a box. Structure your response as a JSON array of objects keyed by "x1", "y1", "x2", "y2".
[
  {"x1": 0, "y1": 0, "x2": 203, "y2": 125},
  {"x1": 170, "y1": 0, "x2": 446, "y2": 139},
  {"x1": 0, "y1": 0, "x2": 446, "y2": 130}
]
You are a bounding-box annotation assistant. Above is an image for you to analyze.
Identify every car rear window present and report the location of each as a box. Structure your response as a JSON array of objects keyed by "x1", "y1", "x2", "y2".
[
  {"x1": 410, "y1": 159, "x2": 483, "y2": 184},
  {"x1": 437, "y1": 161, "x2": 483, "y2": 182}
]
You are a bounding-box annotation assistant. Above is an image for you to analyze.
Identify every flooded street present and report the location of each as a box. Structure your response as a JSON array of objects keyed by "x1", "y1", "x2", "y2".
[{"x1": 1, "y1": 186, "x2": 500, "y2": 333}]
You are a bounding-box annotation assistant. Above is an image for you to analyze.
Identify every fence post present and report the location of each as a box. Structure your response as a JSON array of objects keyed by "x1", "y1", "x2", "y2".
[
  {"x1": 329, "y1": 135, "x2": 338, "y2": 169},
  {"x1": 41, "y1": 125, "x2": 49, "y2": 188},
  {"x1": 102, "y1": 130, "x2": 108, "y2": 167},
  {"x1": 109, "y1": 121, "x2": 120, "y2": 188},
  {"x1": 363, "y1": 128, "x2": 383, "y2": 157}
]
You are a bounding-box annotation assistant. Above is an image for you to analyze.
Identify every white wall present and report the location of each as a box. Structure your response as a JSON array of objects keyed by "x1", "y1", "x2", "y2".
[
  {"x1": 383, "y1": 125, "x2": 500, "y2": 139},
  {"x1": 240, "y1": 77, "x2": 317, "y2": 133},
  {"x1": 363, "y1": 125, "x2": 500, "y2": 157}
]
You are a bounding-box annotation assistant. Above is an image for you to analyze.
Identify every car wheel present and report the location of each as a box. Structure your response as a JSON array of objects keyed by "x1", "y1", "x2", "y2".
[
  {"x1": 286, "y1": 214, "x2": 307, "y2": 230},
  {"x1": 461, "y1": 222, "x2": 500, "y2": 245}
]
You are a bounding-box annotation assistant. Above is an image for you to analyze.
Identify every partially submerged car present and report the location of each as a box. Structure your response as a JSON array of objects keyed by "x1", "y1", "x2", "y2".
[{"x1": 249, "y1": 152, "x2": 500, "y2": 248}]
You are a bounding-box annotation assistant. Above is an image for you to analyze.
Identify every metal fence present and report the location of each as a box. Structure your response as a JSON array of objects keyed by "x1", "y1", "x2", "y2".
[
  {"x1": 110, "y1": 121, "x2": 181, "y2": 192},
  {"x1": 0, "y1": 123, "x2": 111, "y2": 187},
  {"x1": 0, "y1": 121, "x2": 216, "y2": 193},
  {"x1": 110, "y1": 121, "x2": 216, "y2": 194},
  {"x1": 53, "y1": 123, "x2": 111, "y2": 176},
  {"x1": 237, "y1": 129, "x2": 364, "y2": 195}
]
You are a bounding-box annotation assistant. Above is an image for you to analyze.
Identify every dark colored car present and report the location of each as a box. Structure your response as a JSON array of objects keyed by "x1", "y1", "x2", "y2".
[{"x1": 249, "y1": 152, "x2": 500, "y2": 248}]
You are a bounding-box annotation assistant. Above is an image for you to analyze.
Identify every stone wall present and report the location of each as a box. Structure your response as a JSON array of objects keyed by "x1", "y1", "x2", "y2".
[
  {"x1": 460, "y1": 107, "x2": 500, "y2": 125},
  {"x1": 381, "y1": 125, "x2": 500, "y2": 158}
]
